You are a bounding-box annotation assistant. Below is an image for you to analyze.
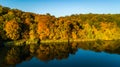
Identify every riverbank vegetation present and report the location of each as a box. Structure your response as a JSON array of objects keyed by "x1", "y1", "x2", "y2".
[{"x1": 1, "y1": 5, "x2": 120, "y2": 45}]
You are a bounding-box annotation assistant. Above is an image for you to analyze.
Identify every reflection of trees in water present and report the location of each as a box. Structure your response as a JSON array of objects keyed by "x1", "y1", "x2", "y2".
[
  {"x1": 0, "y1": 45, "x2": 31, "y2": 67},
  {"x1": 77, "y1": 40, "x2": 120, "y2": 54},
  {"x1": 0, "y1": 47, "x2": 9, "y2": 67},
  {"x1": 0, "y1": 42, "x2": 78, "y2": 66},
  {"x1": 1, "y1": 40, "x2": 120, "y2": 66},
  {"x1": 6, "y1": 46, "x2": 30, "y2": 64},
  {"x1": 35, "y1": 42, "x2": 78, "y2": 62}
]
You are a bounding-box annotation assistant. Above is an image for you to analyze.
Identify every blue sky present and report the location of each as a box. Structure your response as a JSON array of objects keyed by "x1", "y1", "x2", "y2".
[{"x1": 0, "y1": 0, "x2": 120, "y2": 17}]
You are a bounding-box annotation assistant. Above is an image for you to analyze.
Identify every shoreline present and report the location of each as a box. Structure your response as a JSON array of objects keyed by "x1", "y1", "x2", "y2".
[
  {"x1": 40, "y1": 39, "x2": 97, "y2": 43},
  {"x1": 40, "y1": 38, "x2": 120, "y2": 43},
  {"x1": 3, "y1": 39, "x2": 119, "y2": 46}
]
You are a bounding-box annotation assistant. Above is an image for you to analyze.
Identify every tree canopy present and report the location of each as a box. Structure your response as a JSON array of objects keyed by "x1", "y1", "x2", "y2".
[{"x1": 0, "y1": 5, "x2": 120, "y2": 42}]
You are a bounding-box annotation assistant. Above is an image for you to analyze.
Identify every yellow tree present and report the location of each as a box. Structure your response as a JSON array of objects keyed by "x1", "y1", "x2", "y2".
[{"x1": 4, "y1": 19, "x2": 21, "y2": 40}]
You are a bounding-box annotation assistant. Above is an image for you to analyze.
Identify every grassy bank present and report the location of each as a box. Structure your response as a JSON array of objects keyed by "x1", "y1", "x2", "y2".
[
  {"x1": 40, "y1": 39, "x2": 96, "y2": 43},
  {"x1": 3, "y1": 39, "x2": 39, "y2": 46},
  {"x1": 3, "y1": 38, "x2": 120, "y2": 46},
  {"x1": 3, "y1": 39, "x2": 26, "y2": 46},
  {"x1": 40, "y1": 38, "x2": 119, "y2": 43}
]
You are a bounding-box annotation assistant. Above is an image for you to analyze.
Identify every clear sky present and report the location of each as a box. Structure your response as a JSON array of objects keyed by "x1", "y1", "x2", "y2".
[{"x1": 0, "y1": 0, "x2": 120, "y2": 17}]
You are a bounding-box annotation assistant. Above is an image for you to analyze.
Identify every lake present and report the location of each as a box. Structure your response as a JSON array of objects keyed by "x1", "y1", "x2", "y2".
[{"x1": 1, "y1": 40, "x2": 120, "y2": 67}]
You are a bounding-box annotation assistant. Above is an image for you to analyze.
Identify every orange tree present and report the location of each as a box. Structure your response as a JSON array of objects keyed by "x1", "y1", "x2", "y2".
[{"x1": 4, "y1": 19, "x2": 21, "y2": 40}]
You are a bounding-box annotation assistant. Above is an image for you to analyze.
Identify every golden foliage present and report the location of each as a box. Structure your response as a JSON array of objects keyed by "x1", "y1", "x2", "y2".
[
  {"x1": 1, "y1": 5, "x2": 120, "y2": 41},
  {"x1": 4, "y1": 19, "x2": 21, "y2": 40}
]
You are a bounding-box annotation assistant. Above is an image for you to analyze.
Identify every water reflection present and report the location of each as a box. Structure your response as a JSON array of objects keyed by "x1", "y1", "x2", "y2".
[
  {"x1": 35, "y1": 43, "x2": 76, "y2": 61},
  {"x1": 0, "y1": 45, "x2": 31, "y2": 67},
  {"x1": 0, "y1": 40, "x2": 120, "y2": 67},
  {"x1": 77, "y1": 40, "x2": 120, "y2": 54}
]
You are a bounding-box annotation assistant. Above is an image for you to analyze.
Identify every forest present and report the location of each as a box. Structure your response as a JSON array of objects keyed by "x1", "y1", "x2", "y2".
[{"x1": 0, "y1": 5, "x2": 120, "y2": 45}]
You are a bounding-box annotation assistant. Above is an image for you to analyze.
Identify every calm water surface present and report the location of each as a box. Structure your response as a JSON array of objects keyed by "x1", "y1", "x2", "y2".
[{"x1": 1, "y1": 40, "x2": 120, "y2": 67}]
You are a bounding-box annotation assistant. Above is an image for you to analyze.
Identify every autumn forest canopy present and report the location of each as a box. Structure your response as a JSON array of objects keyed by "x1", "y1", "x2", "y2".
[{"x1": 0, "y1": 5, "x2": 120, "y2": 44}]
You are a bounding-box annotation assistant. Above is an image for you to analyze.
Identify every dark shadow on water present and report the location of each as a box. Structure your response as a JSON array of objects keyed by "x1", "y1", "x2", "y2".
[{"x1": 1, "y1": 40, "x2": 120, "y2": 67}]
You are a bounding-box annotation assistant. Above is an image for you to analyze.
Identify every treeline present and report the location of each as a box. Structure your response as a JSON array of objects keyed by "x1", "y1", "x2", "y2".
[{"x1": 0, "y1": 5, "x2": 120, "y2": 42}]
